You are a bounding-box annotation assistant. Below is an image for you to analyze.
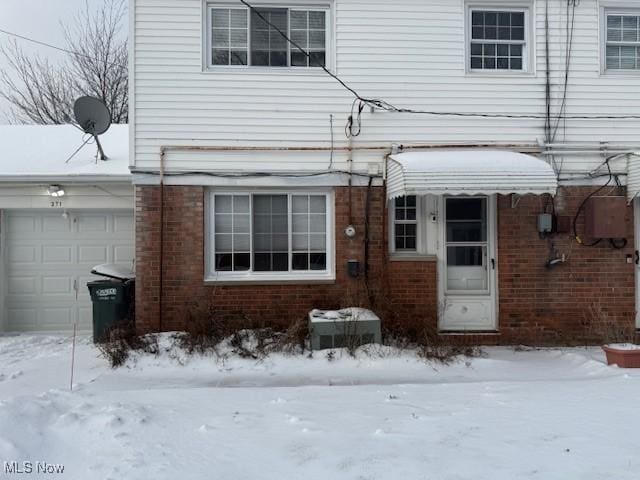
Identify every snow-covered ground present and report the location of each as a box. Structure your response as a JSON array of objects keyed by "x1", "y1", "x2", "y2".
[{"x1": 0, "y1": 334, "x2": 639, "y2": 480}]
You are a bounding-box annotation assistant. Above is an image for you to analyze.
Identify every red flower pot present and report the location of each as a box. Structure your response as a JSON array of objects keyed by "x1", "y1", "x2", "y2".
[{"x1": 602, "y1": 345, "x2": 640, "y2": 368}]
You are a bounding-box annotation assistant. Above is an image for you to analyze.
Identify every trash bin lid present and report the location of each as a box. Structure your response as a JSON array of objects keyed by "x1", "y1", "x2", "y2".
[{"x1": 91, "y1": 263, "x2": 135, "y2": 281}]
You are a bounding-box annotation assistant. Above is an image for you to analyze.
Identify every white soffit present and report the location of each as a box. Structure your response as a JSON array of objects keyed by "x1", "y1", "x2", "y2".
[{"x1": 387, "y1": 150, "x2": 558, "y2": 198}]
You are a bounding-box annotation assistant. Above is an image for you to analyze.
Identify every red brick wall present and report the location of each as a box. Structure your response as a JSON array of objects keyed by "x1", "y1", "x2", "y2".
[
  {"x1": 497, "y1": 186, "x2": 636, "y2": 344},
  {"x1": 135, "y1": 185, "x2": 435, "y2": 333},
  {"x1": 135, "y1": 184, "x2": 635, "y2": 344}
]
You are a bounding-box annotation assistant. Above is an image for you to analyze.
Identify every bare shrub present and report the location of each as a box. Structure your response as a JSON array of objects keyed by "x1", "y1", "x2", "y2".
[
  {"x1": 582, "y1": 302, "x2": 635, "y2": 345},
  {"x1": 176, "y1": 306, "x2": 308, "y2": 357},
  {"x1": 96, "y1": 321, "x2": 158, "y2": 368}
]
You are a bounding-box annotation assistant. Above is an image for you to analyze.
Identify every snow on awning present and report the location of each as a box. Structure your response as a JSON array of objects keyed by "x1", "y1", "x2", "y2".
[{"x1": 386, "y1": 150, "x2": 558, "y2": 198}]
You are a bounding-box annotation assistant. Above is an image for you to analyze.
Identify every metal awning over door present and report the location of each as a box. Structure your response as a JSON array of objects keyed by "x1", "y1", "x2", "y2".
[{"x1": 386, "y1": 150, "x2": 558, "y2": 198}]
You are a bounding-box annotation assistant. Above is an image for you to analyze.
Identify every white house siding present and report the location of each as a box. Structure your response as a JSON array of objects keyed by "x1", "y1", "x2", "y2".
[{"x1": 132, "y1": 0, "x2": 640, "y2": 182}]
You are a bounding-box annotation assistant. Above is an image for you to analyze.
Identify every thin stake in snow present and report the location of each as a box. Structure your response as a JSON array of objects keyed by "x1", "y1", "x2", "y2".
[{"x1": 70, "y1": 323, "x2": 77, "y2": 391}]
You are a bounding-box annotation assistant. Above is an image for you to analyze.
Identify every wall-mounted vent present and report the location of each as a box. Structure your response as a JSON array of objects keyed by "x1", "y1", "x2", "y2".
[{"x1": 309, "y1": 308, "x2": 381, "y2": 351}]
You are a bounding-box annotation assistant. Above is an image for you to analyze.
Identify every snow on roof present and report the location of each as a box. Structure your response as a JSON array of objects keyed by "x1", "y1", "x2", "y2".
[{"x1": 0, "y1": 124, "x2": 129, "y2": 181}]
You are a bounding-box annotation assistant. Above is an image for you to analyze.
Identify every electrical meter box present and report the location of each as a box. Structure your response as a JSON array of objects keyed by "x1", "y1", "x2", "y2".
[{"x1": 584, "y1": 196, "x2": 626, "y2": 239}]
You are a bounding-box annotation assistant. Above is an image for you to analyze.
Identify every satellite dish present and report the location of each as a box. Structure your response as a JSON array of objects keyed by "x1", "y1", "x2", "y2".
[
  {"x1": 73, "y1": 96, "x2": 112, "y2": 160},
  {"x1": 74, "y1": 96, "x2": 111, "y2": 135}
]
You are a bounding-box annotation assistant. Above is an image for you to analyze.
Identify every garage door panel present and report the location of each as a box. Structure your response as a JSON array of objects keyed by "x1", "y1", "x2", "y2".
[
  {"x1": 6, "y1": 308, "x2": 38, "y2": 327},
  {"x1": 114, "y1": 214, "x2": 134, "y2": 232},
  {"x1": 78, "y1": 245, "x2": 108, "y2": 263},
  {"x1": 42, "y1": 245, "x2": 73, "y2": 263},
  {"x1": 43, "y1": 216, "x2": 72, "y2": 233},
  {"x1": 114, "y1": 245, "x2": 135, "y2": 264},
  {"x1": 8, "y1": 215, "x2": 37, "y2": 234},
  {"x1": 8, "y1": 245, "x2": 38, "y2": 264},
  {"x1": 8, "y1": 277, "x2": 38, "y2": 294},
  {"x1": 78, "y1": 215, "x2": 109, "y2": 233},
  {"x1": 5, "y1": 210, "x2": 134, "y2": 332},
  {"x1": 42, "y1": 276, "x2": 73, "y2": 294},
  {"x1": 40, "y1": 307, "x2": 74, "y2": 327}
]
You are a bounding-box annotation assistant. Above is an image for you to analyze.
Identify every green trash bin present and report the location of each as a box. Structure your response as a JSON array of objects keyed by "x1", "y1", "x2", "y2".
[{"x1": 87, "y1": 279, "x2": 134, "y2": 343}]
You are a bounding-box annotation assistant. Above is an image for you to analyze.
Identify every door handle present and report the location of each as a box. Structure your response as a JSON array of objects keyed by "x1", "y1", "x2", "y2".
[{"x1": 491, "y1": 258, "x2": 496, "y2": 270}]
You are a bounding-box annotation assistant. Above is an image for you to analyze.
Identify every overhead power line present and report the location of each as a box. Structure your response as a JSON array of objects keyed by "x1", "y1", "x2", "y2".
[
  {"x1": 239, "y1": 0, "x2": 640, "y2": 121},
  {"x1": 0, "y1": 27, "x2": 122, "y2": 68}
]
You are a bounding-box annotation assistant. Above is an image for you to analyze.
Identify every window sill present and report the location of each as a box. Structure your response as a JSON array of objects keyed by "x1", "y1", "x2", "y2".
[
  {"x1": 204, "y1": 272, "x2": 335, "y2": 286},
  {"x1": 202, "y1": 66, "x2": 331, "y2": 75},
  {"x1": 465, "y1": 70, "x2": 536, "y2": 78},
  {"x1": 439, "y1": 330, "x2": 500, "y2": 335},
  {"x1": 389, "y1": 254, "x2": 437, "y2": 262}
]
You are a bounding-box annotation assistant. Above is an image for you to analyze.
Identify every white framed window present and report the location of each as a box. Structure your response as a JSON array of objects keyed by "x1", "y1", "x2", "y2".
[
  {"x1": 205, "y1": 3, "x2": 330, "y2": 69},
  {"x1": 206, "y1": 190, "x2": 335, "y2": 282},
  {"x1": 603, "y1": 9, "x2": 640, "y2": 71},
  {"x1": 465, "y1": 3, "x2": 532, "y2": 73},
  {"x1": 389, "y1": 195, "x2": 438, "y2": 257},
  {"x1": 391, "y1": 196, "x2": 419, "y2": 252}
]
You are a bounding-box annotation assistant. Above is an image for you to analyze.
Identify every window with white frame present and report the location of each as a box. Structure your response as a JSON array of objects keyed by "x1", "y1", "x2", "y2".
[
  {"x1": 468, "y1": 7, "x2": 527, "y2": 72},
  {"x1": 207, "y1": 4, "x2": 328, "y2": 68},
  {"x1": 209, "y1": 191, "x2": 333, "y2": 280},
  {"x1": 605, "y1": 12, "x2": 640, "y2": 70},
  {"x1": 392, "y1": 196, "x2": 418, "y2": 251}
]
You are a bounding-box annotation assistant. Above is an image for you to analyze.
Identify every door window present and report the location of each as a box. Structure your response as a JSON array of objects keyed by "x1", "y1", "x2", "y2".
[{"x1": 445, "y1": 197, "x2": 488, "y2": 292}]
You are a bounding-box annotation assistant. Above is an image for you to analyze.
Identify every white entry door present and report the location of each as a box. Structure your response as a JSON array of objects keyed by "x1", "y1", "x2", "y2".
[
  {"x1": 438, "y1": 196, "x2": 497, "y2": 331},
  {"x1": 3, "y1": 210, "x2": 135, "y2": 331}
]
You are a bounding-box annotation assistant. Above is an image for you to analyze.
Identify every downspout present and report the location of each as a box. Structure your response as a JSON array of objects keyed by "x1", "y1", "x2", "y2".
[{"x1": 158, "y1": 147, "x2": 165, "y2": 332}]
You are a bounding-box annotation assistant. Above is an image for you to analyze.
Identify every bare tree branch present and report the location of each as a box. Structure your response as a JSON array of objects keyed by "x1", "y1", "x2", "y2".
[{"x1": 0, "y1": 0, "x2": 127, "y2": 124}]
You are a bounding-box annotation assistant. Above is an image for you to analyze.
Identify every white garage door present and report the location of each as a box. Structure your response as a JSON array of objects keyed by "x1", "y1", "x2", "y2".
[{"x1": 4, "y1": 210, "x2": 135, "y2": 331}]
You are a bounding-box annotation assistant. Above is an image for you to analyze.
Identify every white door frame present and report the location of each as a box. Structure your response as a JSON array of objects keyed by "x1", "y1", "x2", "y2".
[{"x1": 437, "y1": 194, "x2": 499, "y2": 331}]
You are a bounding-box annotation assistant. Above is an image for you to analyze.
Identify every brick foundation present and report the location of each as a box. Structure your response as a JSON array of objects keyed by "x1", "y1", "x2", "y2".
[{"x1": 135, "y1": 184, "x2": 636, "y2": 345}]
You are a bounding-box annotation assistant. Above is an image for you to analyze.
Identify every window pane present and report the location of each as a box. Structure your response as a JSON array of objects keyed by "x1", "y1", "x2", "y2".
[
  {"x1": 446, "y1": 198, "x2": 486, "y2": 221},
  {"x1": 472, "y1": 11, "x2": 484, "y2": 26},
  {"x1": 230, "y1": 9, "x2": 247, "y2": 28},
  {"x1": 310, "y1": 253, "x2": 326, "y2": 270},
  {"x1": 212, "y1": 49, "x2": 230, "y2": 65},
  {"x1": 234, "y1": 253, "x2": 250, "y2": 271},
  {"x1": 215, "y1": 253, "x2": 232, "y2": 271},
  {"x1": 309, "y1": 51, "x2": 325, "y2": 67},
  {"x1": 290, "y1": 10, "x2": 307, "y2": 30},
  {"x1": 215, "y1": 195, "x2": 232, "y2": 213},
  {"x1": 213, "y1": 29, "x2": 229, "y2": 47},
  {"x1": 511, "y1": 12, "x2": 524, "y2": 27},
  {"x1": 253, "y1": 195, "x2": 289, "y2": 271},
  {"x1": 291, "y1": 51, "x2": 308, "y2": 66},
  {"x1": 292, "y1": 253, "x2": 309, "y2": 270},
  {"x1": 447, "y1": 246, "x2": 484, "y2": 266},
  {"x1": 212, "y1": 9, "x2": 229, "y2": 28},
  {"x1": 309, "y1": 11, "x2": 326, "y2": 29},
  {"x1": 215, "y1": 214, "x2": 232, "y2": 233},
  {"x1": 230, "y1": 50, "x2": 247, "y2": 65},
  {"x1": 608, "y1": 27, "x2": 622, "y2": 42},
  {"x1": 447, "y1": 222, "x2": 486, "y2": 242},
  {"x1": 211, "y1": 8, "x2": 248, "y2": 66},
  {"x1": 214, "y1": 194, "x2": 251, "y2": 272},
  {"x1": 251, "y1": 8, "x2": 289, "y2": 67}
]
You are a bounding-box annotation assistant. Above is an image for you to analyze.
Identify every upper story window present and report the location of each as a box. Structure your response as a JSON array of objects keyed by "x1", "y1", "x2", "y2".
[
  {"x1": 605, "y1": 12, "x2": 640, "y2": 70},
  {"x1": 207, "y1": 4, "x2": 328, "y2": 68},
  {"x1": 467, "y1": 6, "x2": 530, "y2": 73}
]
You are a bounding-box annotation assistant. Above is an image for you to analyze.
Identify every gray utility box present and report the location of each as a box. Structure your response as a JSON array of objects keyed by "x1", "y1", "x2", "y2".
[{"x1": 309, "y1": 308, "x2": 382, "y2": 350}]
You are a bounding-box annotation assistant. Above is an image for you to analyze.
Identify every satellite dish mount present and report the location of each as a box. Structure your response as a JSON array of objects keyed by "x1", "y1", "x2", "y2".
[{"x1": 73, "y1": 96, "x2": 112, "y2": 161}]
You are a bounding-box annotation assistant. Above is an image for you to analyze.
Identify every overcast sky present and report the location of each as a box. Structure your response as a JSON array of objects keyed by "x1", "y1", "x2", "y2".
[{"x1": 0, "y1": 0, "x2": 127, "y2": 123}]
